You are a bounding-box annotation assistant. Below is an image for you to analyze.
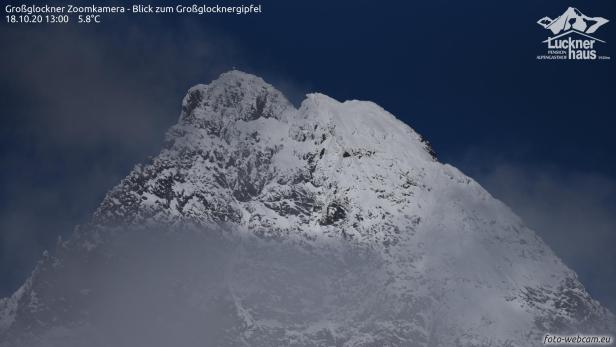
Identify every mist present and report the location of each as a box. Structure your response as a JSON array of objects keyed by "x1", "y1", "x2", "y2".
[
  {"x1": 2, "y1": 225, "x2": 384, "y2": 347},
  {"x1": 453, "y1": 154, "x2": 616, "y2": 313}
]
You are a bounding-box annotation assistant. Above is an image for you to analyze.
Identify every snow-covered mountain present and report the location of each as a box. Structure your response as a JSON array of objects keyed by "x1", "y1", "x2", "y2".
[{"x1": 0, "y1": 71, "x2": 613, "y2": 346}]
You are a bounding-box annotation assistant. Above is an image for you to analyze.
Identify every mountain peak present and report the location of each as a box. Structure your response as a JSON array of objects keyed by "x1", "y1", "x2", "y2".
[
  {"x1": 204, "y1": 69, "x2": 272, "y2": 94},
  {"x1": 217, "y1": 69, "x2": 265, "y2": 82},
  {"x1": 178, "y1": 70, "x2": 294, "y2": 130}
]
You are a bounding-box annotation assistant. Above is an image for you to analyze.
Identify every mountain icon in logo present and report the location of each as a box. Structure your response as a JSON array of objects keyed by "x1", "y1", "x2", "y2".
[{"x1": 537, "y1": 7, "x2": 608, "y2": 35}]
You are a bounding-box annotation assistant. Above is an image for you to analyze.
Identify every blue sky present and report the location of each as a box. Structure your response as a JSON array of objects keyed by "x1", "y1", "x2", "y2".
[{"x1": 1, "y1": 0, "x2": 615, "y2": 310}]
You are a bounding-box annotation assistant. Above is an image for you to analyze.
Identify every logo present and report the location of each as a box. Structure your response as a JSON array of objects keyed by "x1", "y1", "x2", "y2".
[{"x1": 536, "y1": 7, "x2": 610, "y2": 61}]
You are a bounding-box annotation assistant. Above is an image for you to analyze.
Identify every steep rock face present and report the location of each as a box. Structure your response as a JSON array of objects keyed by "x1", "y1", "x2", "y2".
[
  {"x1": 92, "y1": 71, "x2": 435, "y2": 243},
  {"x1": 1, "y1": 71, "x2": 613, "y2": 347}
]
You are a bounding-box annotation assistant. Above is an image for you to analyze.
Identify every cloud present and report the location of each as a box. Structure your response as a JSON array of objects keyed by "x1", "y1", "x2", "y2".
[
  {"x1": 453, "y1": 153, "x2": 616, "y2": 312},
  {"x1": 3, "y1": 227, "x2": 384, "y2": 346},
  {"x1": 0, "y1": 19, "x2": 239, "y2": 152}
]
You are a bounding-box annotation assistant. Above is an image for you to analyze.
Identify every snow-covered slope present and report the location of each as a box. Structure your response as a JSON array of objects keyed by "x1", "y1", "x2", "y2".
[{"x1": 1, "y1": 71, "x2": 613, "y2": 346}]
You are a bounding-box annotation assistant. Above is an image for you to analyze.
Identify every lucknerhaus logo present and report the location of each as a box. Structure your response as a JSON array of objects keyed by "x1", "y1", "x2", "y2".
[{"x1": 537, "y1": 7, "x2": 610, "y2": 61}]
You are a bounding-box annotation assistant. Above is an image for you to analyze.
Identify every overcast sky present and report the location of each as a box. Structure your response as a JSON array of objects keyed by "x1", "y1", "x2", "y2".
[{"x1": 1, "y1": 0, "x2": 614, "y2": 311}]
